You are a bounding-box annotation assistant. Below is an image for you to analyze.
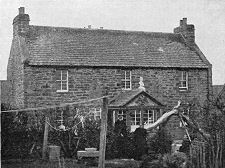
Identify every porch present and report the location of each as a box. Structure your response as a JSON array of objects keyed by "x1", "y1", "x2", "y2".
[{"x1": 108, "y1": 88, "x2": 164, "y2": 132}]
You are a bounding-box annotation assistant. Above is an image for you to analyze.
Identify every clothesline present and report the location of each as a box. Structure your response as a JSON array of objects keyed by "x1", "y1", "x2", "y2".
[
  {"x1": 46, "y1": 107, "x2": 95, "y2": 132},
  {"x1": 1, "y1": 95, "x2": 110, "y2": 113}
]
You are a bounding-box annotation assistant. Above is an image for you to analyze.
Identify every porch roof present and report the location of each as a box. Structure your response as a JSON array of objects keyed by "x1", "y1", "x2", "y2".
[{"x1": 109, "y1": 89, "x2": 164, "y2": 108}]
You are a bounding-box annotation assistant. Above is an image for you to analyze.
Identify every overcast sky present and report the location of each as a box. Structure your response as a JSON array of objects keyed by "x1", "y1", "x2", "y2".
[{"x1": 0, "y1": 0, "x2": 224, "y2": 85}]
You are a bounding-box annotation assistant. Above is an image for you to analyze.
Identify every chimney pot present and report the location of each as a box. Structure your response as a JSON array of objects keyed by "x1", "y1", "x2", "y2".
[
  {"x1": 180, "y1": 20, "x2": 183, "y2": 26},
  {"x1": 174, "y1": 18, "x2": 195, "y2": 46},
  {"x1": 183, "y1": 18, "x2": 187, "y2": 25},
  {"x1": 19, "y1": 7, "x2": 25, "y2": 15}
]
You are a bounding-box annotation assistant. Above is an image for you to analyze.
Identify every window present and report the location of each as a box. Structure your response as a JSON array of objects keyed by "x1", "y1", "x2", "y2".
[
  {"x1": 130, "y1": 110, "x2": 141, "y2": 126},
  {"x1": 179, "y1": 71, "x2": 188, "y2": 91},
  {"x1": 143, "y1": 110, "x2": 155, "y2": 125},
  {"x1": 90, "y1": 107, "x2": 101, "y2": 120},
  {"x1": 121, "y1": 70, "x2": 132, "y2": 90},
  {"x1": 118, "y1": 110, "x2": 126, "y2": 123},
  {"x1": 56, "y1": 70, "x2": 68, "y2": 92}
]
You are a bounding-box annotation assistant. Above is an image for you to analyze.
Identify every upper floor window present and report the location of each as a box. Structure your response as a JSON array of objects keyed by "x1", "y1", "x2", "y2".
[
  {"x1": 179, "y1": 71, "x2": 188, "y2": 91},
  {"x1": 90, "y1": 107, "x2": 101, "y2": 120},
  {"x1": 56, "y1": 70, "x2": 68, "y2": 92},
  {"x1": 122, "y1": 70, "x2": 132, "y2": 90}
]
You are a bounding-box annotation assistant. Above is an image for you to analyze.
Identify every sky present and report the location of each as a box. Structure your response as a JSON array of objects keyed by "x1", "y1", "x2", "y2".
[{"x1": 0, "y1": 0, "x2": 224, "y2": 85}]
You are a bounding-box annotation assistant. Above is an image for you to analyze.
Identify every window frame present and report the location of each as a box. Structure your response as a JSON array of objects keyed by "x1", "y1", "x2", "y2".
[
  {"x1": 143, "y1": 110, "x2": 155, "y2": 125},
  {"x1": 179, "y1": 71, "x2": 188, "y2": 91},
  {"x1": 130, "y1": 110, "x2": 141, "y2": 126},
  {"x1": 121, "y1": 70, "x2": 132, "y2": 90},
  {"x1": 90, "y1": 107, "x2": 102, "y2": 120},
  {"x1": 56, "y1": 70, "x2": 69, "y2": 92},
  {"x1": 117, "y1": 110, "x2": 126, "y2": 123}
]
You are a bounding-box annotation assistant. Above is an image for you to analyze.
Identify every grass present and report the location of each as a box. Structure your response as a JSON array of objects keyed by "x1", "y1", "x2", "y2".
[
  {"x1": 1, "y1": 159, "x2": 84, "y2": 168},
  {"x1": 1, "y1": 159, "x2": 142, "y2": 168}
]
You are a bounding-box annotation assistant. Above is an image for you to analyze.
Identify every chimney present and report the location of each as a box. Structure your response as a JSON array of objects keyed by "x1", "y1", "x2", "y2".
[
  {"x1": 174, "y1": 18, "x2": 195, "y2": 46},
  {"x1": 88, "y1": 25, "x2": 91, "y2": 29},
  {"x1": 19, "y1": 7, "x2": 25, "y2": 14},
  {"x1": 13, "y1": 7, "x2": 30, "y2": 36}
]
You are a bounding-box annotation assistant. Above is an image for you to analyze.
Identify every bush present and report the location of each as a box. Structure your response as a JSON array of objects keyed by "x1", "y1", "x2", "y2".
[
  {"x1": 163, "y1": 152, "x2": 188, "y2": 168},
  {"x1": 106, "y1": 125, "x2": 135, "y2": 159},
  {"x1": 1, "y1": 108, "x2": 44, "y2": 159},
  {"x1": 148, "y1": 128, "x2": 172, "y2": 155}
]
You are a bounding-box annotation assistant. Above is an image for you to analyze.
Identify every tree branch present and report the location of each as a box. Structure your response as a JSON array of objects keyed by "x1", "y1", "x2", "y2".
[{"x1": 146, "y1": 101, "x2": 181, "y2": 130}]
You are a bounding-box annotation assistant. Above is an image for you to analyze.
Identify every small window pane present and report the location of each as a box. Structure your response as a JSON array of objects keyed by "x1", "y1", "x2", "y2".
[
  {"x1": 125, "y1": 71, "x2": 130, "y2": 79},
  {"x1": 62, "y1": 83, "x2": 67, "y2": 90},
  {"x1": 62, "y1": 71, "x2": 67, "y2": 80},
  {"x1": 56, "y1": 71, "x2": 61, "y2": 80},
  {"x1": 126, "y1": 81, "x2": 131, "y2": 88},
  {"x1": 56, "y1": 81, "x2": 61, "y2": 90}
]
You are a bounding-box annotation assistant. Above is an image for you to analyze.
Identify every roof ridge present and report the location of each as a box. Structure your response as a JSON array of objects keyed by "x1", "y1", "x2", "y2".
[{"x1": 29, "y1": 25, "x2": 179, "y2": 37}]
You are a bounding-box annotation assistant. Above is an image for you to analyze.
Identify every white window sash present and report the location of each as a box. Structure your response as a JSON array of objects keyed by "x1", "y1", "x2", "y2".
[
  {"x1": 131, "y1": 110, "x2": 141, "y2": 125},
  {"x1": 144, "y1": 110, "x2": 155, "y2": 125},
  {"x1": 113, "y1": 110, "x2": 116, "y2": 125},
  {"x1": 122, "y1": 71, "x2": 132, "y2": 90},
  {"x1": 92, "y1": 108, "x2": 101, "y2": 120},
  {"x1": 56, "y1": 70, "x2": 68, "y2": 92},
  {"x1": 179, "y1": 71, "x2": 188, "y2": 90},
  {"x1": 118, "y1": 110, "x2": 126, "y2": 121}
]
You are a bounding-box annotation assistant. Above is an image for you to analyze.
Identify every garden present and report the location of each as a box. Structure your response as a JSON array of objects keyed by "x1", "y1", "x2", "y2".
[{"x1": 1, "y1": 96, "x2": 225, "y2": 168}]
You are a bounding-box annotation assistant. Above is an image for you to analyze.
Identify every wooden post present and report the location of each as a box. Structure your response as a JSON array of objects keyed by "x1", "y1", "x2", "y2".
[
  {"x1": 98, "y1": 92, "x2": 108, "y2": 168},
  {"x1": 42, "y1": 116, "x2": 49, "y2": 159}
]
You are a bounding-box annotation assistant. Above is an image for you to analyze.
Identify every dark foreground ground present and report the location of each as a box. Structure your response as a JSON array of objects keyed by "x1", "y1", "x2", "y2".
[{"x1": 1, "y1": 159, "x2": 142, "y2": 168}]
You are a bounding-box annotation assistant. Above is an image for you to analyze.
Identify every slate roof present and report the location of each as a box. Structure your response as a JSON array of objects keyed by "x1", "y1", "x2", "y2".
[
  {"x1": 109, "y1": 88, "x2": 164, "y2": 107},
  {"x1": 213, "y1": 85, "x2": 225, "y2": 98},
  {"x1": 23, "y1": 25, "x2": 210, "y2": 68}
]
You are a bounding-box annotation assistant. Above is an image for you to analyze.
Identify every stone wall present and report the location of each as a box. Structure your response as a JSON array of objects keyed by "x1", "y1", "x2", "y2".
[
  {"x1": 7, "y1": 36, "x2": 25, "y2": 108},
  {"x1": 24, "y1": 66, "x2": 209, "y2": 107},
  {"x1": 0, "y1": 80, "x2": 9, "y2": 105}
]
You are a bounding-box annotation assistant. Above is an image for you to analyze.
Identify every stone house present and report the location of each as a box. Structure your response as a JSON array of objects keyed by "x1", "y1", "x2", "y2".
[
  {"x1": 6, "y1": 7, "x2": 212, "y2": 138},
  {"x1": 213, "y1": 84, "x2": 225, "y2": 111},
  {"x1": 1, "y1": 80, "x2": 9, "y2": 105}
]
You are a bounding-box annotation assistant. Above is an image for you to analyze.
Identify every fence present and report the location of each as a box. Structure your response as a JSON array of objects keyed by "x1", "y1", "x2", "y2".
[{"x1": 190, "y1": 140, "x2": 206, "y2": 168}]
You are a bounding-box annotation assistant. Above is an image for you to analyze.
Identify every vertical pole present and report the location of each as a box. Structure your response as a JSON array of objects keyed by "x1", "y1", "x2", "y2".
[
  {"x1": 42, "y1": 116, "x2": 49, "y2": 159},
  {"x1": 98, "y1": 91, "x2": 108, "y2": 168},
  {"x1": 0, "y1": 81, "x2": 2, "y2": 161}
]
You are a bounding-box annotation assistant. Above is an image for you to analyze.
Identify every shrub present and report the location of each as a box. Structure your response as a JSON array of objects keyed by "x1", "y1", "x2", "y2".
[
  {"x1": 163, "y1": 152, "x2": 188, "y2": 168},
  {"x1": 106, "y1": 125, "x2": 135, "y2": 159},
  {"x1": 148, "y1": 128, "x2": 172, "y2": 155}
]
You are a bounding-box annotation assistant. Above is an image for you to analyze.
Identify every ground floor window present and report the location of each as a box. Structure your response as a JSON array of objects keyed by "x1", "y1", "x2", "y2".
[
  {"x1": 130, "y1": 110, "x2": 141, "y2": 126},
  {"x1": 143, "y1": 110, "x2": 155, "y2": 125},
  {"x1": 90, "y1": 107, "x2": 101, "y2": 120},
  {"x1": 118, "y1": 110, "x2": 126, "y2": 123},
  {"x1": 111, "y1": 108, "x2": 160, "y2": 132}
]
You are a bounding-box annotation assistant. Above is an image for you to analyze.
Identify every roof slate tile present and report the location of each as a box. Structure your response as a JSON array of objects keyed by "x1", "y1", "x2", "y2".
[{"x1": 25, "y1": 25, "x2": 209, "y2": 68}]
